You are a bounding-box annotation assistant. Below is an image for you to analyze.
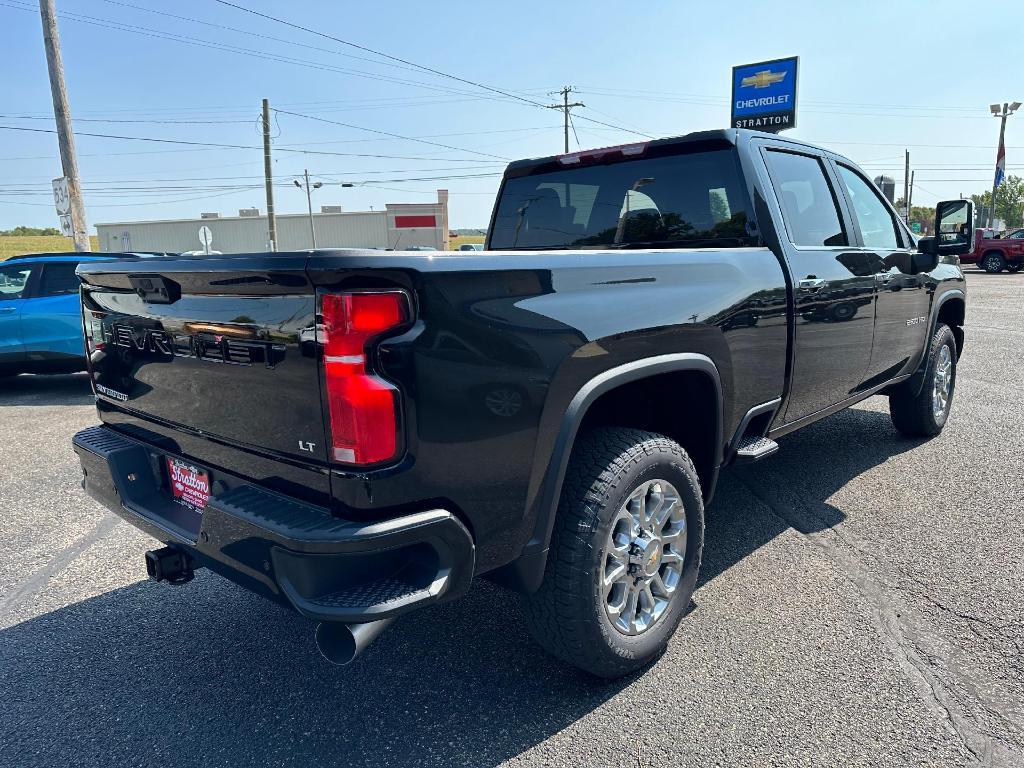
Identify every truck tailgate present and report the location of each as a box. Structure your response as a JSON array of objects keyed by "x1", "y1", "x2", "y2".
[{"x1": 77, "y1": 254, "x2": 326, "y2": 466}]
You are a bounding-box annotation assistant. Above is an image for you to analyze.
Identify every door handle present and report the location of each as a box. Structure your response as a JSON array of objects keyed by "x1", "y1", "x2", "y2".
[
  {"x1": 798, "y1": 277, "x2": 826, "y2": 291},
  {"x1": 0, "y1": 307, "x2": 15, "y2": 314}
]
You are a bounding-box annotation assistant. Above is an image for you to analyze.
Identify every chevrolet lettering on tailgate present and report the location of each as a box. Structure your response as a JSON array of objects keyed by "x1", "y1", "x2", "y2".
[{"x1": 109, "y1": 324, "x2": 286, "y2": 368}]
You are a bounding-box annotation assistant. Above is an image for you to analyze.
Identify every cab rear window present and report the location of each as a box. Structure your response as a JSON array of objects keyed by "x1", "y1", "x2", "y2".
[{"x1": 489, "y1": 148, "x2": 754, "y2": 250}]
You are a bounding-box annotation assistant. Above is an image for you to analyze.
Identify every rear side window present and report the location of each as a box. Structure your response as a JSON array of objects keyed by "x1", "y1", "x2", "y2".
[
  {"x1": 763, "y1": 150, "x2": 847, "y2": 247},
  {"x1": 489, "y1": 148, "x2": 754, "y2": 249},
  {"x1": 836, "y1": 165, "x2": 900, "y2": 249},
  {"x1": 38, "y1": 262, "x2": 81, "y2": 296},
  {"x1": 0, "y1": 265, "x2": 33, "y2": 300}
]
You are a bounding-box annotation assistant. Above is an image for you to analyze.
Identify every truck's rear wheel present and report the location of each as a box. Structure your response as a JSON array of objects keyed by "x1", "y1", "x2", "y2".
[
  {"x1": 982, "y1": 251, "x2": 1005, "y2": 273},
  {"x1": 522, "y1": 428, "x2": 704, "y2": 678},
  {"x1": 889, "y1": 323, "x2": 957, "y2": 437}
]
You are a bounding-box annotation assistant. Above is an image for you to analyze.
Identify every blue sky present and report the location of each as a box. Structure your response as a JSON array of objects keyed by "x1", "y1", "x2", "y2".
[{"x1": 1, "y1": 0, "x2": 1021, "y2": 231}]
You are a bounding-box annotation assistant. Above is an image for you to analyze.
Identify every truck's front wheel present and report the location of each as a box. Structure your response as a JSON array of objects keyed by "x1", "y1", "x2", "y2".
[
  {"x1": 889, "y1": 323, "x2": 958, "y2": 437},
  {"x1": 522, "y1": 428, "x2": 704, "y2": 678}
]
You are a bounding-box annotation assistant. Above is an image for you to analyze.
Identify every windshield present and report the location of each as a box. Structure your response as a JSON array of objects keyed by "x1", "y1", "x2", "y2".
[{"x1": 489, "y1": 148, "x2": 754, "y2": 250}]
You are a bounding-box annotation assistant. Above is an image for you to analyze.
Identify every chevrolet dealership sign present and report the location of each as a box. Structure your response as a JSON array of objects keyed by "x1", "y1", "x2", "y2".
[{"x1": 731, "y1": 57, "x2": 798, "y2": 133}]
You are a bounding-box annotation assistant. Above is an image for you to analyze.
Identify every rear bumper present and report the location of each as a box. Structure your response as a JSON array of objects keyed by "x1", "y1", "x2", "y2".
[{"x1": 72, "y1": 425, "x2": 475, "y2": 623}]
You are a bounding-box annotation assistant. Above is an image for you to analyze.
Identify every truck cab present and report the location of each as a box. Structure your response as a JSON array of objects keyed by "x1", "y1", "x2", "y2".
[{"x1": 71, "y1": 129, "x2": 973, "y2": 678}]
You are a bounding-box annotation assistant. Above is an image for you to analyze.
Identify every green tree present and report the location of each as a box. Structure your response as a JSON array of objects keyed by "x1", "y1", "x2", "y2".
[
  {"x1": 970, "y1": 175, "x2": 1024, "y2": 229},
  {"x1": 909, "y1": 205, "x2": 935, "y2": 234},
  {"x1": 0, "y1": 226, "x2": 61, "y2": 237}
]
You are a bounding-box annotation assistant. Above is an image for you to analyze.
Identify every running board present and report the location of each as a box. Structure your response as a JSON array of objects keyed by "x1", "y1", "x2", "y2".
[{"x1": 733, "y1": 436, "x2": 780, "y2": 464}]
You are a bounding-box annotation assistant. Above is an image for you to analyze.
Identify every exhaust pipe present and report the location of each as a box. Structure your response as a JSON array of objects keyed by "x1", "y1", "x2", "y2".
[{"x1": 315, "y1": 618, "x2": 395, "y2": 665}]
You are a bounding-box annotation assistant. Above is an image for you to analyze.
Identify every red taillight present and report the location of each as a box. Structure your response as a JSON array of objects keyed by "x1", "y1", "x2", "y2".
[
  {"x1": 320, "y1": 292, "x2": 410, "y2": 465},
  {"x1": 84, "y1": 310, "x2": 106, "y2": 353}
]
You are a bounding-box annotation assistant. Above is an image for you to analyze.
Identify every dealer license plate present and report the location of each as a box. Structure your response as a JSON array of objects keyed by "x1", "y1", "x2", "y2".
[{"x1": 165, "y1": 457, "x2": 211, "y2": 513}]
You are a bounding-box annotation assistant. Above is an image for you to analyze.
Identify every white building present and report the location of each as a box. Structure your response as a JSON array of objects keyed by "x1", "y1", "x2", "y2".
[{"x1": 95, "y1": 190, "x2": 450, "y2": 253}]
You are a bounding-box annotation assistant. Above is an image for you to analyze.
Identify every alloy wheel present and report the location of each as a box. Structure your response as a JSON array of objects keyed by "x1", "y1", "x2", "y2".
[
  {"x1": 600, "y1": 480, "x2": 687, "y2": 636},
  {"x1": 932, "y1": 344, "x2": 953, "y2": 419}
]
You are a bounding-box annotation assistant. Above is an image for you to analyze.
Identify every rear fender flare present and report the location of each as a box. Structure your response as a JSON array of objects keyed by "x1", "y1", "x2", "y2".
[{"x1": 504, "y1": 354, "x2": 723, "y2": 593}]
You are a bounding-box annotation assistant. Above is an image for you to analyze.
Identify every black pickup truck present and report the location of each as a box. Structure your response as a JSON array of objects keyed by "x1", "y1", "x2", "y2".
[{"x1": 73, "y1": 129, "x2": 972, "y2": 678}]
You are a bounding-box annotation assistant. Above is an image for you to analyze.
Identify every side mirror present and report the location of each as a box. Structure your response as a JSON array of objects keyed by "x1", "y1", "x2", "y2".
[
  {"x1": 911, "y1": 242, "x2": 938, "y2": 273},
  {"x1": 928, "y1": 200, "x2": 974, "y2": 256}
]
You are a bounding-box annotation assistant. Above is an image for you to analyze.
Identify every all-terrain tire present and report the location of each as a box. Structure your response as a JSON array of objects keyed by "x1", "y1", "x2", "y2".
[
  {"x1": 522, "y1": 428, "x2": 704, "y2": 678},
  {"x1": 889, "y1": 323, "x2": 958, "y2": 437}
]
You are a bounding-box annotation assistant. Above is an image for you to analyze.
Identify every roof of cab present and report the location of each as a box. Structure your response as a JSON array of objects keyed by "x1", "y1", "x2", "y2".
[{"x1": 502, "y1": 128, "x2": 846, "y2": 174}]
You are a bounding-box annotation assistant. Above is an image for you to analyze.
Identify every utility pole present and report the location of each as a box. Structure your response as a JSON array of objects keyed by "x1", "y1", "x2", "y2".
[
  {"x1": 38, "y1": 0, "x2": 89, "y2": 252},
  {"x1": 988, "y1": 101, "x2": 1021, "y2": 228},
  {"x1": 294, "y1": 170, "x2": 321, "y2": 249},
  {"x1": 546, "y1": 86, "x2": 585, "y2": 154},
  {"x1": 903, "y1": 149, "x2": 910, "y2": 225},
  {"x1": 261, "y1": 99, "x2": 277, "y2": 251},
  {"x1": 908, "y1": 170, "x2": 914, "y2": 215}
]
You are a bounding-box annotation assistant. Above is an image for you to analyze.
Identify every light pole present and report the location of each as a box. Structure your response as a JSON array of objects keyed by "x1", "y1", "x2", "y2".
[
  {"x1": 988, "y1": 102, "x2": 1021, "y2": 228},
  {"x1": 293, "y1": 174, "x2": 355, "y2": 249},
  {"x1": 294, "y1": 169, "x2": 322, "y2": 248}
]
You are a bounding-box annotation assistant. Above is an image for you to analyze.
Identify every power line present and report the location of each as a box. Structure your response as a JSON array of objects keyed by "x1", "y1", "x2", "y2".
[
  {"x1": 1, "y1": 0, "x2": 520, "y2": 100},
  {"x1": 272, "y1": 109, "x2": 510, "y2": 161},
  {"x1": 575, "y1": 85, "x2": 996, "y2": 116},
  {"x1": 814, "y1": 139, "x2": 1024, "y2": 150},
  {"x1": 97, "y1": 0, "x2": 431, "y2": 75},
  {"x1": 212, "y1": 0, "x2": 655, "y2": 140},
  {"x1": 0, "y1": 164, "x2": 507, "y2": 188},
  {"x1": 0, "y1": 114, "x2": 253, "y2": 125},
  {"x1": 0, "y1": 124, "x2": 507, "y2": 162},
  {"x1": 0, "y1": 171, "x2": 502, "y2": 193},
  {"x1": 2, "y1": 91, "x2": 559, "y2": 121},
  {"x1": 568, "y1": 112, "x2": 581, "y2": 150}
]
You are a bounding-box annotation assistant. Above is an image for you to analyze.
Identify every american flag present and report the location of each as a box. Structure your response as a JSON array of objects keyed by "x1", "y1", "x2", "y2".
[{"x1": 994, "y1": 133, "x2": 1006, "y2": 188}]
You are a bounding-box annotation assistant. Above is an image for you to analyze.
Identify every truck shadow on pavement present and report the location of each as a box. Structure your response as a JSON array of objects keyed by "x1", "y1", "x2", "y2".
[
  {"x1": 0, "y1": 372, "x2": 93, "y2": 407},
  {"x1": 0, "y1": 405, "x2": 923, "y2": 768}
]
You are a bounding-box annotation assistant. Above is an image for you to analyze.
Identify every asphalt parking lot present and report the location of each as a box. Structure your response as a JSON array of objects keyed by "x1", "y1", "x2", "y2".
[{"x1": 1, "y1": 270, "x2": 1022, "y2": 768}]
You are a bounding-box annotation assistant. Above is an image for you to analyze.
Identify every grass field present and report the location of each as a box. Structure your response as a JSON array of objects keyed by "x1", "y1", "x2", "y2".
[
  {"x1": 0, "y1": 236, "x2": 100, "y2": 260},
  {"x1": 449, "y1": 234, "x2": 485, "y2": 250}
]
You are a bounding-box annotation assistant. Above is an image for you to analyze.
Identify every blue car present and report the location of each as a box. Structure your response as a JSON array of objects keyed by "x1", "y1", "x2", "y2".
[{"x1": 0, "y1": 252, "x2": 167, "y2": 377}]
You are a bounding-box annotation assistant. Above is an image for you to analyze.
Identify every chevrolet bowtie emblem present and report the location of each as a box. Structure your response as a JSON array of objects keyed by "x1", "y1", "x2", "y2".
[{"x1": 741, "y1": 70, "x2": 787, "y2": 89}]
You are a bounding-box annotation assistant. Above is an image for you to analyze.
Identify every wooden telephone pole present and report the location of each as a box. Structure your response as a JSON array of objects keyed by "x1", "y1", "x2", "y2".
[
  {"x1": 262, "y1": 99, "x2": 277, "y2": 251},
  {"x1": 546, "y1": 86, "x2": 585, "y2": 154},
  {"x1": 38, "y1": 0, "x2": 90, "y2": 252}
]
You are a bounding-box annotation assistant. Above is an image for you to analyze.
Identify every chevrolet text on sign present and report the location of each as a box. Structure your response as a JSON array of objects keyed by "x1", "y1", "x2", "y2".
[{"x1": 731, "y1": 56, "x2": 798, "y2": 133}]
